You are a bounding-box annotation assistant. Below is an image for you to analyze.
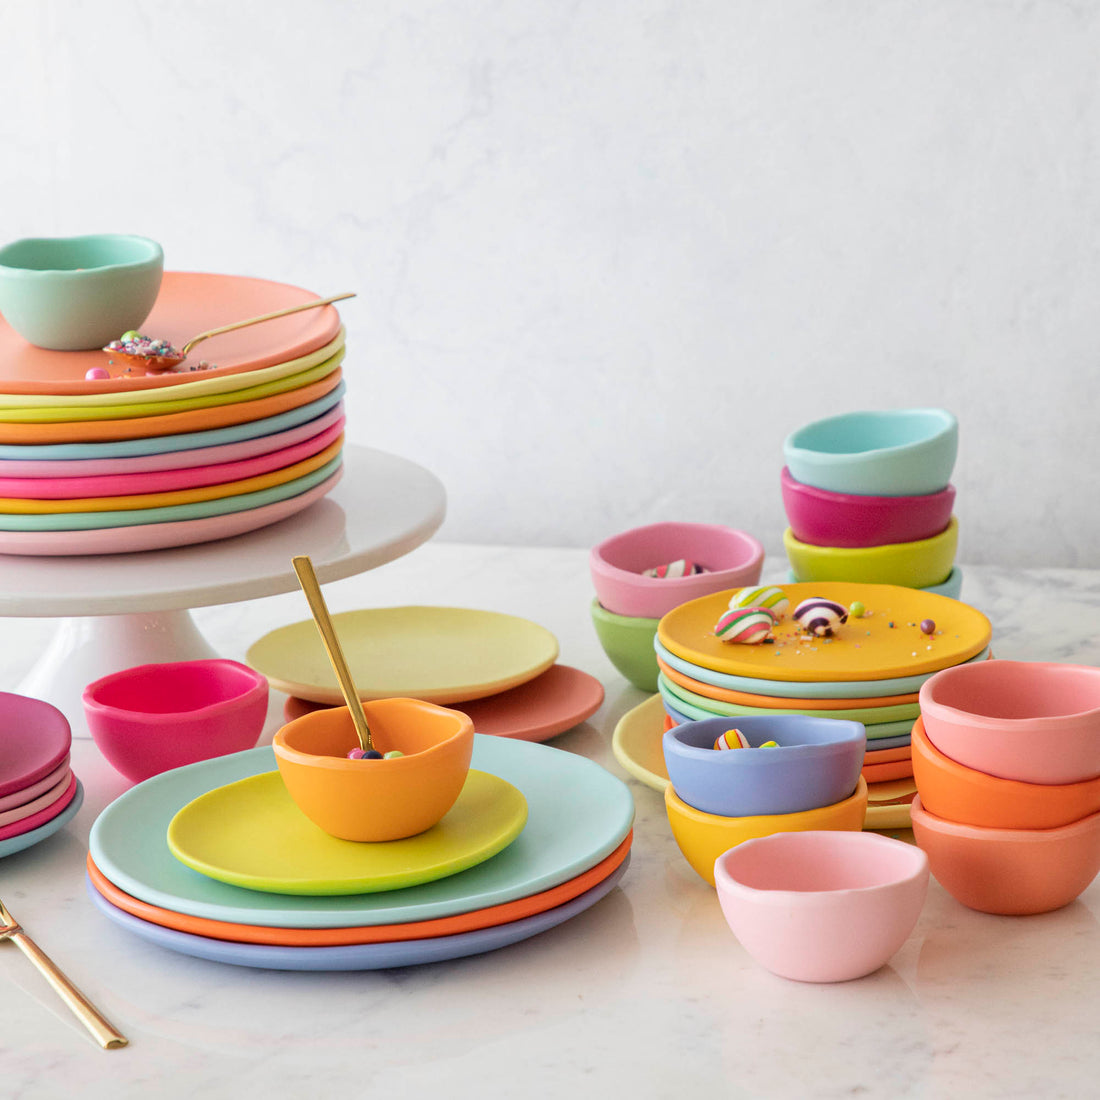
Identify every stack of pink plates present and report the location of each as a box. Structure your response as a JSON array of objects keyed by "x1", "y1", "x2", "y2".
[
  {"x1": 0, "y1": 273, "x2": 348, "y2": 555},
  {"x1": 0, "y1": 692, "x2": 83, "y2": 858}
]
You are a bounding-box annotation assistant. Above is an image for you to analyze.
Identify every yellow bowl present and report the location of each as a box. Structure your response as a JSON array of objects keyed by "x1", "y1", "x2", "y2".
[
  {"x1": 664, "y1": 776, "x2": 868, "y2": 885},
  {"x1": 783, "y1": 517, "x2": 957, "y2": 588}
]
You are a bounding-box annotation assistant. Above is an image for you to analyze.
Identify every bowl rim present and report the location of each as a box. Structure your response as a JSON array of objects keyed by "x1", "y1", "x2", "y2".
[
  {"x1": 783, "y1": 516, "x2": 958, "y2": 561},
  {"x1": 665, "y1": 773, "x2": 867, "y2": 826},
  {"x1": 919, "y1": 660, "x2": 1100, "y2": 728},
  {"x1": 714, "y1": 829, "x2": 928, "y2": 900},
  {"x1": 780, "y1": 466, "x2": 957, "y2": 508},
  {"x1": 910, "y1": 793, "x2": 1100, "y2": 841},
  {"x1": 589, "y1": 597, "x2": 660, "y2": 627},
  {"x1": 0, "y1": 234, "x2": 164, "y2": 276},
  {"x1": 783, "y1": 408, "x2": 958, "y2": 463},
  {"x1": 663, "y1": 714, "x2": 865, "y2": 763}
]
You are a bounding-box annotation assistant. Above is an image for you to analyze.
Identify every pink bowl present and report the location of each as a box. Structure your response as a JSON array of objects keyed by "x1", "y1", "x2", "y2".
[
  {"x1": 83, "y1": 659, "x2": 269, "y2": 782},
  {"x1": 781, "y1": 467, "x2": 956, "y2": 548},
  {"x1": 714, "y1": 830, "x2": 929, "y2": 982},
  {"x1": 919, "y1": 660, "x2": 1100, "y2": 785},
  {"x1": 590, "y1": 522, "x2": 764, "y2": 620}
]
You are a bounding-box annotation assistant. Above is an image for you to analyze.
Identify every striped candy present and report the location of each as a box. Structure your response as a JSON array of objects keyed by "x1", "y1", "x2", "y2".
[
  {"x1": 643, "y1": 559, "x2": 707, "y2": 579},
  {"x1": 793, "y1": 597, "x2": 849, "y2": 637},
  {"x1": 728, "y1": 585, "x2": 791, "y2": 620},
  {"x1": 714, "y1": 728, "x2": 751, "y2": 750},
  {"x1": 714, "y1": 605, "x2": 776, "y2": 644}
]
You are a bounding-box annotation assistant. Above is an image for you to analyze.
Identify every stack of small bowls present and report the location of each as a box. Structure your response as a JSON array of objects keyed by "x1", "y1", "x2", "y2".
[
  {"x1": 589, "y1": 522, "x2": 763, "y2": 692},
  {"x1": 911, "y1": 660, "x2": 1100, "y2": 915},
  {"x1": 782, "y1": 409, "x2": 962, "y2": 598},
  {"x1": 661, "y1": 714, "x2": 868, "y2": 884}
]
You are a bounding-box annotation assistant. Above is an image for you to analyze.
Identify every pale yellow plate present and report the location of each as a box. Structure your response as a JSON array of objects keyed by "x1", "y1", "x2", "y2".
[
  {"x1": 611, "y1": 693, "x2": 908, "y2": 830},
  {"x1": 167, "y1": 768, "x2": 528, "y2": 895},
  {"x1": 247, "y1": 606, "x2": 560, "y2": 705}
]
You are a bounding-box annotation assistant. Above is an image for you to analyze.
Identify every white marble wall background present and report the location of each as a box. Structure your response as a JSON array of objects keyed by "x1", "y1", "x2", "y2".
[{"x1": 1, "y1": 0, "x2": 1097, "y2": 567}]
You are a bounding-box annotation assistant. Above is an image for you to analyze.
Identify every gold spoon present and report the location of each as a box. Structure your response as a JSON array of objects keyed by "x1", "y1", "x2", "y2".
[
  {"x1": 103, "y1": 291, "x2": 356, "y2": 371},
  {"x1": 0, "y1": 898, "x2": 128, "y2": 1050},
  {"x1": 291, "y1": 554, "x2": 374, "y2": 754}
]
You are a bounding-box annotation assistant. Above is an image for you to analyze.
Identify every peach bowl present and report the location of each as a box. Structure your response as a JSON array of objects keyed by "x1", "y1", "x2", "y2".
[
  {"x1": 919, "y1": 660, "x2": 1100, "y2": 785},
  {"x1": 664, "y1": 776, "x2": 868, "y2": 885},
  {"x1": 590, "y1": 521, "x2": 764, "y2": 620},
  {"x1": 910, "y1": 795, "x2": 1100, "y2": 915},
  {"x1": 273, "y1": 699, "x2": 474, "y2": 842},
  {"x1": 714, "y1": 830, "x2": 929, "y2": 982},
  {"x1": 911, "y1": 717, "x2": 1100, "y2": 830}
]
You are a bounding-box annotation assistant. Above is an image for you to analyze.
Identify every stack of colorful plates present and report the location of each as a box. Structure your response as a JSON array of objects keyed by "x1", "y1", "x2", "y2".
[
  {"x1": 86, "y1": 736, "x2": 634, "y2": 970},
  {"x1": 247, "y1": 607, "x2": 605, "y2": 744},
  {"x1": 0, "y1": 693, "x2": 83, "y2": 858},
  {"x1": 0, "y1": 273, "x2": 348, "y2": 555},
  {"x1": 614, "y1": 581, "x2": 992, "y2": 830}
]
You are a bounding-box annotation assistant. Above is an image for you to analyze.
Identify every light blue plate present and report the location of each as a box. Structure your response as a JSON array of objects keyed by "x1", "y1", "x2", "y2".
[
  {"x1": 0, "y1": 780, "x2": 83, "y2": 858},
  {"x1": 89, "y1": 737, "x2": 635, "y2": 929},
  {"x1": 0, "y1": 382, "x2": 344, "y2": 460},
  {"x1": 787, "y1": 566, "x2": 963, "y2": 601}
]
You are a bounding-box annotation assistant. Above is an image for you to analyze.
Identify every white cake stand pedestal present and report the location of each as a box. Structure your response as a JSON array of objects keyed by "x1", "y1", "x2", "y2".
[{"x1": 0, "y1": 446, "x2": 446, "y2": 737}]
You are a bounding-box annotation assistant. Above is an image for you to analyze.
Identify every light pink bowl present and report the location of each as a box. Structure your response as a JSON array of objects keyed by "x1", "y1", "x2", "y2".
[
  {"x1": 919, "y1": 660, "x2": 1100, "y2": 785},
  {"x1": 590, "y1": 522, "x2": 764, "y2": 620},
  {"x1": 781, "y1": 467, "x2": 956, "y2": 548},
  {"x1": 714, "y1": 830, "x2": 929, "y2": 983},
  {"x1": 83, "y1": 659, "x2": 269, "y2": 782}
]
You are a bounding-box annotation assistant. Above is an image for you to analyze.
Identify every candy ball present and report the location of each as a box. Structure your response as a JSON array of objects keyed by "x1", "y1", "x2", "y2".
[
  {"x1": 849, "y1": 600, "x2": 866, "y2": 619},
  {"x1": 728, "y1": 585, "x2": 790, "y2": 620},
  {"x1": 714, "y1": 728, "x2": 751, "y2": 751},
  {"x1": 383, "y1": 750, "x2": 405, "y2": 759},
  {"x1": 793, "y1": 597, "x2": 849, "y2": 637},
  {"x1": 346, "y1": 747, "x2": 366, "y2": 759},
  {"x1": 84, "y1": 366, "x2": 110, "y2": 381},
  {"x1": 714, "y1": 606, "x2": 777, "y2": 644},
  {"x1": 643, "y1": 559, "x2": 706, "y2": 579},
  {"x1": 920, "y1": 619, "x2": 936, "y2": 635},
  {"x1": 759, "y1": 741, "x2": 780, "y2": 749}
]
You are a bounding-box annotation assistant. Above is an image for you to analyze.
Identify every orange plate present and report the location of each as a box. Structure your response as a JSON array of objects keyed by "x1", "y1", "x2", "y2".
[
  {"x1": 658, "y1": 582, "x2": 991, "y2": 683},
  {"x1": 864, "y1": 743, "x2": 912, "y2": 765},
  {"x1": 0, "y1": 272, "x2": 343, "y2": 395},
  {"x1": 85, "y1": 832, "x2": 632, "y2": 946},
  {"x1": 862, "y1": 759, "x2": 915, "y2": 783},
  {"x1": 0, "y1": 369, "x2": 341, "y2": 444}
]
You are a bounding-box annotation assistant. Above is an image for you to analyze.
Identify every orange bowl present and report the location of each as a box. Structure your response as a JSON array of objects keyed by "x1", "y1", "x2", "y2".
[{"x1": 273, "y1": 699, "x2": 474, "y2": 841}]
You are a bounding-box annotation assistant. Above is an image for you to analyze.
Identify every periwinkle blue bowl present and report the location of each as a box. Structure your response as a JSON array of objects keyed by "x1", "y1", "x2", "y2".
[
  {"x1": 783, "y1": 408, "x2": 958, "y2": 497},
  {"x1": 662, "y1": 715, "x2": 866, "y2": 818}
]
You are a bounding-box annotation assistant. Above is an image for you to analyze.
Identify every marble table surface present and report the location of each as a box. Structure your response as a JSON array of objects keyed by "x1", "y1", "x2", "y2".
[{"x1": 1, "y1": 543, "x2": 1098, "y2": 1099}]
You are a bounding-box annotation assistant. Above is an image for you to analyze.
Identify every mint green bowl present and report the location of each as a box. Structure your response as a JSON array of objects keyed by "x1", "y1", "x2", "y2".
[{"x1": 0, "y1": 234, "x2": 163, "y2": 350}]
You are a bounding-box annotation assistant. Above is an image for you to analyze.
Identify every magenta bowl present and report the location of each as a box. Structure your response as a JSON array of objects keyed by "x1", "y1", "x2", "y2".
[
  {"x1": 781, "y1": 467, "x2": 956, "y2": 548},
  {"x1": 83, "y1": 659, "x2": 269, "y2": 782},
  {"x1": 590, "y1": 521, "x2": 764, "y2": 620}
]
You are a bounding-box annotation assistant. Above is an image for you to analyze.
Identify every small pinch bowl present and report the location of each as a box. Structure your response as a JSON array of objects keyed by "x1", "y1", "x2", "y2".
[
  {"x1": 83, "y1": 659, "x2": 268, "y2": 783},
  {"x1": 783, "y1": 517, "x2": 957, "y2": 588},
  {"x1": 783, "y1": 408, "x2": 958, "y2": 497},
  {"x1": 781, "y1": 467, "x2": 956, "y2": 548},
  {"x1": 664, "y1": 776, "x2": 868, "y2": 885},
  {"x1": 273, "y1": 699, "x2": 474, "y2": 842},
  {"x1": 911, "y1": 717, "x2": 1100, "y2": 830},
  {"x1": 662, "y1": 714, "x2": 866, "y2": 817},
  {"x1": 0, "y1": 234, "x2": 163, "y2": 350},
  {"x1": 590, "y1": 521, "x2": 764, "y2": 620},
  {"x1": 714, "y1": 830, "x2": 929, "y2": 982},
  {"x1": 919, "y1": 660, "x2": 1100, "y2": 785},
  {"x1": 589, "y1": 598, "x2": 659, "y2": 693},
  {"x1": 910, "y1": 795, "x2": 1100, "y2": 915}
]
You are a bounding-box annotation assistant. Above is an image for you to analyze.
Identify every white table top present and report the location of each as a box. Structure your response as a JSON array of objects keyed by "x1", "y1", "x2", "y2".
[{"x1": 2, "y1": 544, "x2": 1098, "y2": 1099}]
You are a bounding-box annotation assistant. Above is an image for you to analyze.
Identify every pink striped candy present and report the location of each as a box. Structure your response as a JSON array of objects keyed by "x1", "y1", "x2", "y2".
[
  {"x1": 714, "y1": 605, "x2": 776, "y2": 644},
  {"x1": 643, "y1": 559, "x2": 707, "y2": 579}
]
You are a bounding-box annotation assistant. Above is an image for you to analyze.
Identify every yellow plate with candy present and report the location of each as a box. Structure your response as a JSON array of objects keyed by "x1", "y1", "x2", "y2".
[
  {"x1": 658, "y1": 582, "x2": 991, "y2": 683},
  {"x1": 167, "y1": 768, "x2": 528, "y2": 895}
]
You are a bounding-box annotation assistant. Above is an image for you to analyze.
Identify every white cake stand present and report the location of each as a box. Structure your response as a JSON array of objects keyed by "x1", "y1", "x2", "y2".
[{"x1": 0, "y1": 445, "x2": 446, "y2": 737}]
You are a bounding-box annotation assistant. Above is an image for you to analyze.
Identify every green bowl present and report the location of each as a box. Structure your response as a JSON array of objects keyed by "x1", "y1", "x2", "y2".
[
  {"x1": 590, "y1": 598, "x2": 659, "y2": 693},
  {"x1": 0, "y1": 234, "x2": 163, "y2": 350}
]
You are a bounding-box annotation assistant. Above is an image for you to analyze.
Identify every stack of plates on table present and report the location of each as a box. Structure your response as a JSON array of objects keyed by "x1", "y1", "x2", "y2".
[
  {"x1": 613, "y1": 581, "x2": 992, "y2": 831},
  {"x1": 0, "y1": 694, "x2": 83, "y2": 857},
  {"x1": 86, "y1": 736, "x2": 634, "y2": 971},
  {"x1": 247, "y1": 606, "x2": 605, "y2": 744},
  {"x1": 0, "y1": 273, "x2": 348, "y2": 556}
]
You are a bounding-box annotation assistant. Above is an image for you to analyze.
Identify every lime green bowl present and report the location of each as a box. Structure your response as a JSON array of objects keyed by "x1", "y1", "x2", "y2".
[{"x1": 590, "y1": 598, "x2": 659, "y2": 693}]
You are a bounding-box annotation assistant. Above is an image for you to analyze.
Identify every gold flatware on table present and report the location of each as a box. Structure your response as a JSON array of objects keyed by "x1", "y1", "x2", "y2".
[{"x1": 0, "y1": 898, "x2": 128, "y2": 1050}]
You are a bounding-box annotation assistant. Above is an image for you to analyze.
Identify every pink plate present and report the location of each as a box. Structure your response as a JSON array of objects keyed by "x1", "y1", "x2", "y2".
[
  {"x1": 0, "y1": 467, "x2": 342, "y2": 556},
  {"x1": 0, "y1": 758, "x2": 70, "y2": 812},
  {"x1": 0, "y1": 693, "x2": 72, "y2": 797},
  {"x1": 0, "y1": 417, "x2": 344, "y2": 499},
  {"x1": 0, "y1": 404, "x2": 344, "y2": 479},
  {"x1": 0, "y1": 770, "x2": 73, "y2": 827},
  {"x1": 0, "y1": 773, "x2": 78, "y2": 840},
  {"x1": 283, "y1": 664, "x2": 605, "y2": 743}
]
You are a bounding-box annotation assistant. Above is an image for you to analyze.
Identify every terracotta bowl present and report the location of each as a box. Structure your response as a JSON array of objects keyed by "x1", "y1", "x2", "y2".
[
  {"x1": 714, "y1": 830, "x2": 929, "y2": 982},
  {"x1": 273, "y1": 699, "x2": 474, "y2": 842},
  {"x1": 590, "y1": 521, "x2": 763, "y2": 620},
  {"x1": 589, "y1": 599, "x2": 659, "y2": 693},
  {"x1": 910, "y1": 795, "x2": 1100, "y2": 915},
  {"x1": 919, "y1": 660, "x2": 1100, "y2": 785}
]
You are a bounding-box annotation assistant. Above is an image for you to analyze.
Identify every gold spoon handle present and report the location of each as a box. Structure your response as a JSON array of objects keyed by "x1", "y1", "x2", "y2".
[
  {"x1": 0, "y1": 912, "x2": 127, "y2": 1050},
  {"x1": 180, "y1": 292, "x2": 356, "y2": 358},
  {"x1": 291, "y1": 555, "x2": 373, "y2": 752}
]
